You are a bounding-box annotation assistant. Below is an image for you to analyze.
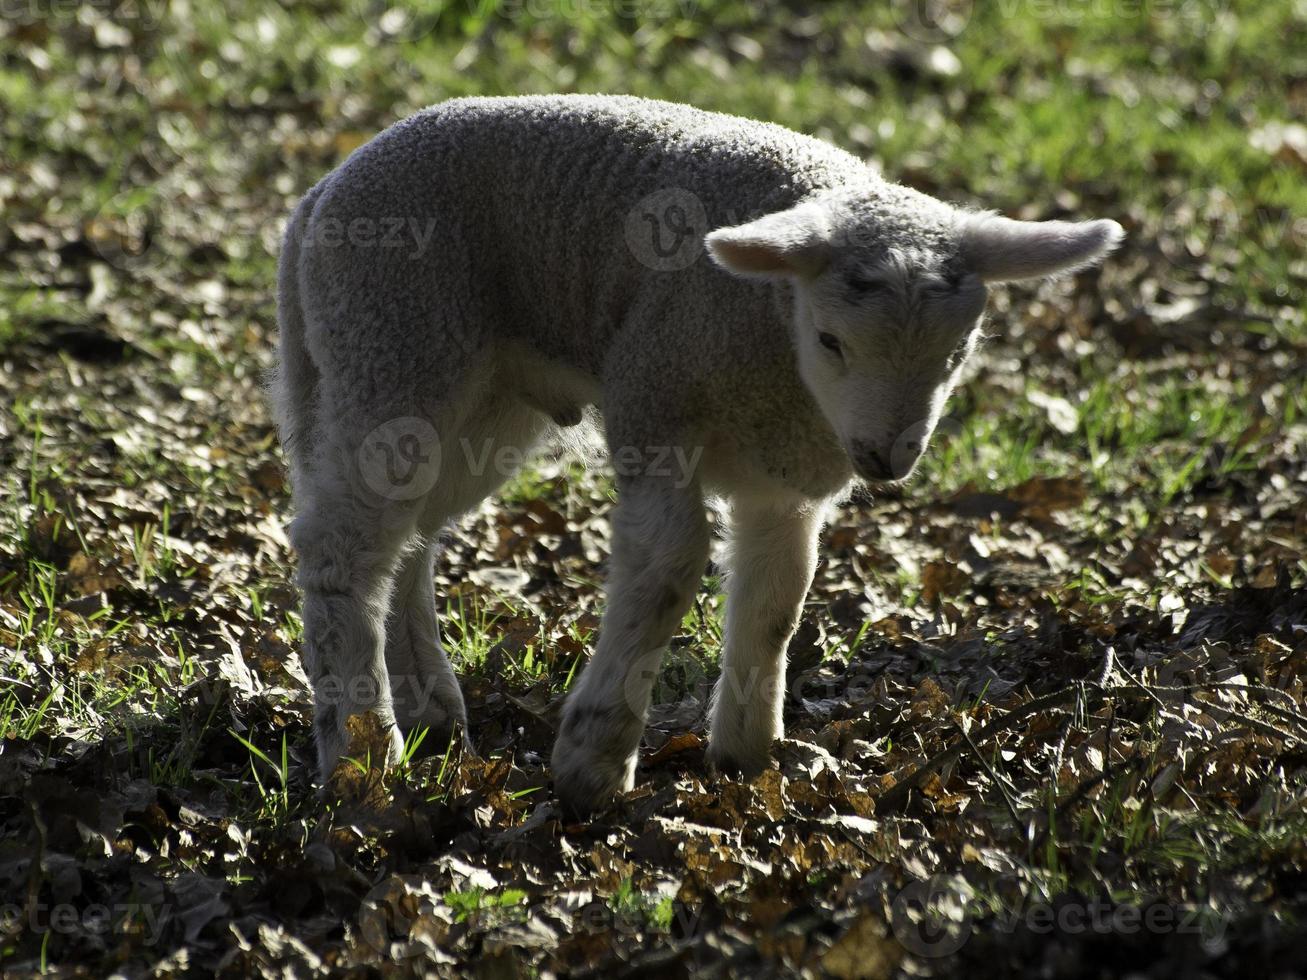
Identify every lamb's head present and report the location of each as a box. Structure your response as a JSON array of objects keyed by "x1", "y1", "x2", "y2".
[{"x1": 706, "y1": 191, "x2": 1124, "y2": 484}]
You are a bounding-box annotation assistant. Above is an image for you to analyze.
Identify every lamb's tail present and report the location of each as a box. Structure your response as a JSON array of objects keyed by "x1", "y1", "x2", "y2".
[{"x1": 269, "y1": 182, "x2": 327, "y2": 485}]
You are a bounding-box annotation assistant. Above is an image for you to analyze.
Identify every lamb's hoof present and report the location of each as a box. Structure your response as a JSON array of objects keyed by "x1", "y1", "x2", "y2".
[
  {"x1": 555, "y1": 770, "x2": 626, "y2": 819},
  {"x1": 550, "y1": 743, "x2": 637, "y2": 819},
  {"x1": 397, "y1": 708, "x2": 471, "y2": 759},
  {"x1": 706, "y1": 742, "x2": 770, "y2": 781},
  {"x1": 316, "y1": 710, "x2": 406, "y2": 783}
]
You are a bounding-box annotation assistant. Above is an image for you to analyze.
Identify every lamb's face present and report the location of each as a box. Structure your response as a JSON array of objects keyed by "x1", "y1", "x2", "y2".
[
  {"x1": 706, "y1": 194, "x2": 1123, "y2": 486},
  {"x1": 793, "y1": 255, "x2": 986, "y2": 482}
]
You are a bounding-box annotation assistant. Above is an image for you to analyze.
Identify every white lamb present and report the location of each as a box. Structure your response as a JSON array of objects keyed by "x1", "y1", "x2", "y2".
[{"x1": 272, "y1": 94, "x2": 1123, "y2": 815}]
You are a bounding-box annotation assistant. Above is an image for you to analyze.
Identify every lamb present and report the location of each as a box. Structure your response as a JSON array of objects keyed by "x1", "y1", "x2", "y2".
[{"x1": 271, "y1": 94, "x2": 1123, "y2": 816}]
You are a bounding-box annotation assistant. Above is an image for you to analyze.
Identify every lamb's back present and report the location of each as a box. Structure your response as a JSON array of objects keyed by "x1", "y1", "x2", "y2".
[
  {"x1": 417, "y1": 94, "x2": 870, "y2": 213},
  {"x1": 313, "y1": 96, "x2": 875, "y2": 367}
]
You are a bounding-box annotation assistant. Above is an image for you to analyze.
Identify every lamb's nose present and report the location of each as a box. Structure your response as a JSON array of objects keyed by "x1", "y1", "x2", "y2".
[{"x1": 850, "y1": 440, "x2": 893, "y2": 480}]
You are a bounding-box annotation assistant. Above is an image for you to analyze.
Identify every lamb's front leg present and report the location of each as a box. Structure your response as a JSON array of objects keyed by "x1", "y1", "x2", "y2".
[
  {"x1": 552, "y1": 477, "x2": 710, "y2": 816},
  {"x1": 707, "y1": 499, "x2": 823, "y2": 777}
]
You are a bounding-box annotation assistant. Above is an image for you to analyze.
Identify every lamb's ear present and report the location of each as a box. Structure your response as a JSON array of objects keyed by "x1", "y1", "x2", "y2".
[
  {"x1": 705, "y1": 204, "x2": 832, "y2": 279},
  {"x1": 960, "y1": 213, "x2": 1125, "y2": 283}
]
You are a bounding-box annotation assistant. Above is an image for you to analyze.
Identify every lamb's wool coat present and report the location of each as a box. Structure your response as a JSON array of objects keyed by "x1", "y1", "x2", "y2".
[
  {"x1": 274, "y1": 94, "x2": 1120, "y2": 813},
  {"x1": 279, "y1": 95, "x2": 963, "y2": 501}
]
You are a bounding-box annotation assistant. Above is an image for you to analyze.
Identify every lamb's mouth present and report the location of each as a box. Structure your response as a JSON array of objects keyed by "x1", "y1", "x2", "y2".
[{"x1": 847, "y1": 449, "x2": 912, "y2": 486}]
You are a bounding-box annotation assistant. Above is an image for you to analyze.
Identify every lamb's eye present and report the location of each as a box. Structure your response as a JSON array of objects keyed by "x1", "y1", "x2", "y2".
[{"x1": 818, "y1": 332, "x2": 843, "y2": 357}]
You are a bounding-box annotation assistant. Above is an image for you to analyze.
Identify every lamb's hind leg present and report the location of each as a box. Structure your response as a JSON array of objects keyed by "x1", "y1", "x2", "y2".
[
  {"x1": 384, "y1": 392, "x2": 550, "y2": 754},
  {"x1": 384, "y1": 534, "x2": 468, "y2": 754},
  {"x1": 292, "y1": 476, "x2": 419, "y2": 777}
]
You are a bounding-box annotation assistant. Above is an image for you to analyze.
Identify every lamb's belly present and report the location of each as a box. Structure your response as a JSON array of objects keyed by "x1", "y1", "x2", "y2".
[{"x1": 497, "y1": 342, "x2": 602, "y2": 427}]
